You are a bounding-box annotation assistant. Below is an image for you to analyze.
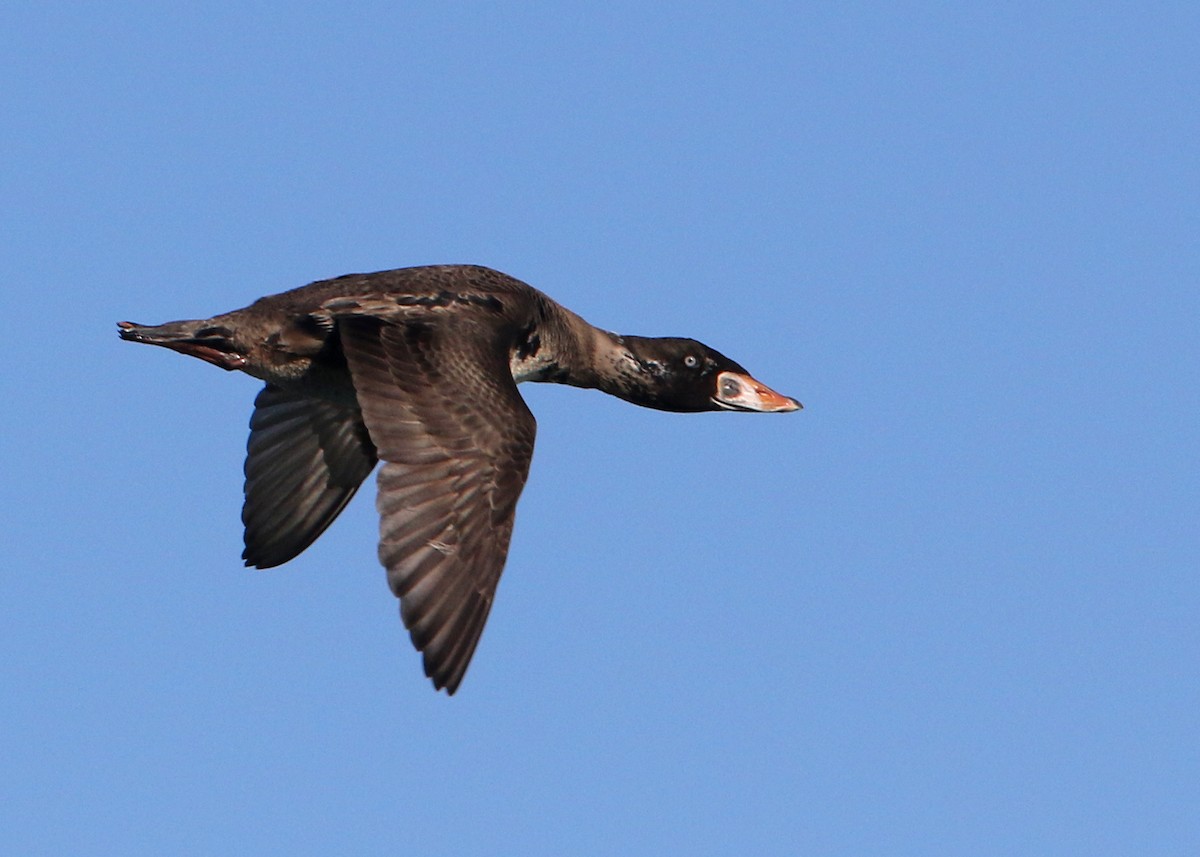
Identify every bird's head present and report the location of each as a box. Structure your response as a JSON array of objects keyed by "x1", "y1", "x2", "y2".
[{"x1": 606, "y1": 336, "x2": 801, "y2": 414}]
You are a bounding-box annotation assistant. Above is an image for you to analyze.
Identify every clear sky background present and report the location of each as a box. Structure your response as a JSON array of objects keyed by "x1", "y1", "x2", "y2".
[{"x1": 3, "y1": 3, "x2": 1197, "y2": 855}]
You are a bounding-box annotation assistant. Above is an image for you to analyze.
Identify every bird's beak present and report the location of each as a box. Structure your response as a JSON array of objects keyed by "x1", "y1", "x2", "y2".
[{"x1": 712, "y1": 371, "x2": 802, "y2": 413}]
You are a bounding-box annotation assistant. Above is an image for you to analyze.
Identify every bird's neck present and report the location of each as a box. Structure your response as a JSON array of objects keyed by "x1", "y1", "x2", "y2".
[{"x1": 575, "y1": 330, "x2": 669, "y2": 407}]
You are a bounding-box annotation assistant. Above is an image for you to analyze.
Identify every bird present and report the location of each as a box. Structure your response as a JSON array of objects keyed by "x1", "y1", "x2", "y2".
[{"x1": 118, "y1": 264, "x2": 801, "y2": 693}]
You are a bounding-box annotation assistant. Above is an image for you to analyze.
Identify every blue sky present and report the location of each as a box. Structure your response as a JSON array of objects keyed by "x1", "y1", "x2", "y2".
[{"x1": 3, "y1": 3, "x2": 1197, "y2": 854}]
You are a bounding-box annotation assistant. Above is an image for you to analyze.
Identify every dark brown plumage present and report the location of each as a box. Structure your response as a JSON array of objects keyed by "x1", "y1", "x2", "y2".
[{"x1": 118, "y1": 264, "x2": 801, "y2": 693}]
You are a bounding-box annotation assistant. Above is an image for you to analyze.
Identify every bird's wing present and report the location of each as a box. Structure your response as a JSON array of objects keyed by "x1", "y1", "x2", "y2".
[
  {"x1": 242, "y1": 384, "x2": 377, "y2": 568},
  {"x1": 336, "y1": 313, "x2": 536, "y2": 694}
]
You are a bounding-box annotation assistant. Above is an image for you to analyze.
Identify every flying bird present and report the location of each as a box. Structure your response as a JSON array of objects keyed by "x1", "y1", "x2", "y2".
[{"x1": 118, "y1": 265, "x2": 801, "y2": 693}]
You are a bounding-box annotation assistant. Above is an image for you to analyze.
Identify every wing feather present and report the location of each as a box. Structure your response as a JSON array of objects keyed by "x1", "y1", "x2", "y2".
[
  {"x1": 336, "y1": 313, "x2": 535, "y2": 694},
  {"x1": 242, "y1": 385, "x2": 377, "y2": 569}
]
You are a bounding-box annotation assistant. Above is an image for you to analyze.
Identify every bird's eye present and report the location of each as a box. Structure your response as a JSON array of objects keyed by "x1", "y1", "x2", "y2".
[{"x1": 683, "y1": 355, "x2": 699, "y2": 368}]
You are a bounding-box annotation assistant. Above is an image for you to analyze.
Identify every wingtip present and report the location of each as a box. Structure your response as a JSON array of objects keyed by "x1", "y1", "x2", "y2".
[
  {"x1": 436, "y1": 678, "x2": 460, "y2": 696},
  {"x1": 425, "y1": 656, "x2": 464, "y2": 695}
]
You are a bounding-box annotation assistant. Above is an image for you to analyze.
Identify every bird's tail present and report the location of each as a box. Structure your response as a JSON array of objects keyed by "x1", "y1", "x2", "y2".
[{"x1": 117, "y1": 319, "x2": 247, "y2": 371}]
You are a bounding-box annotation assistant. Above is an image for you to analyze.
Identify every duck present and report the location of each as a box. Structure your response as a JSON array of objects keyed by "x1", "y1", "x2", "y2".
[{"x1": 118, "y1": 264, "x2": 801, "y2": 694}]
